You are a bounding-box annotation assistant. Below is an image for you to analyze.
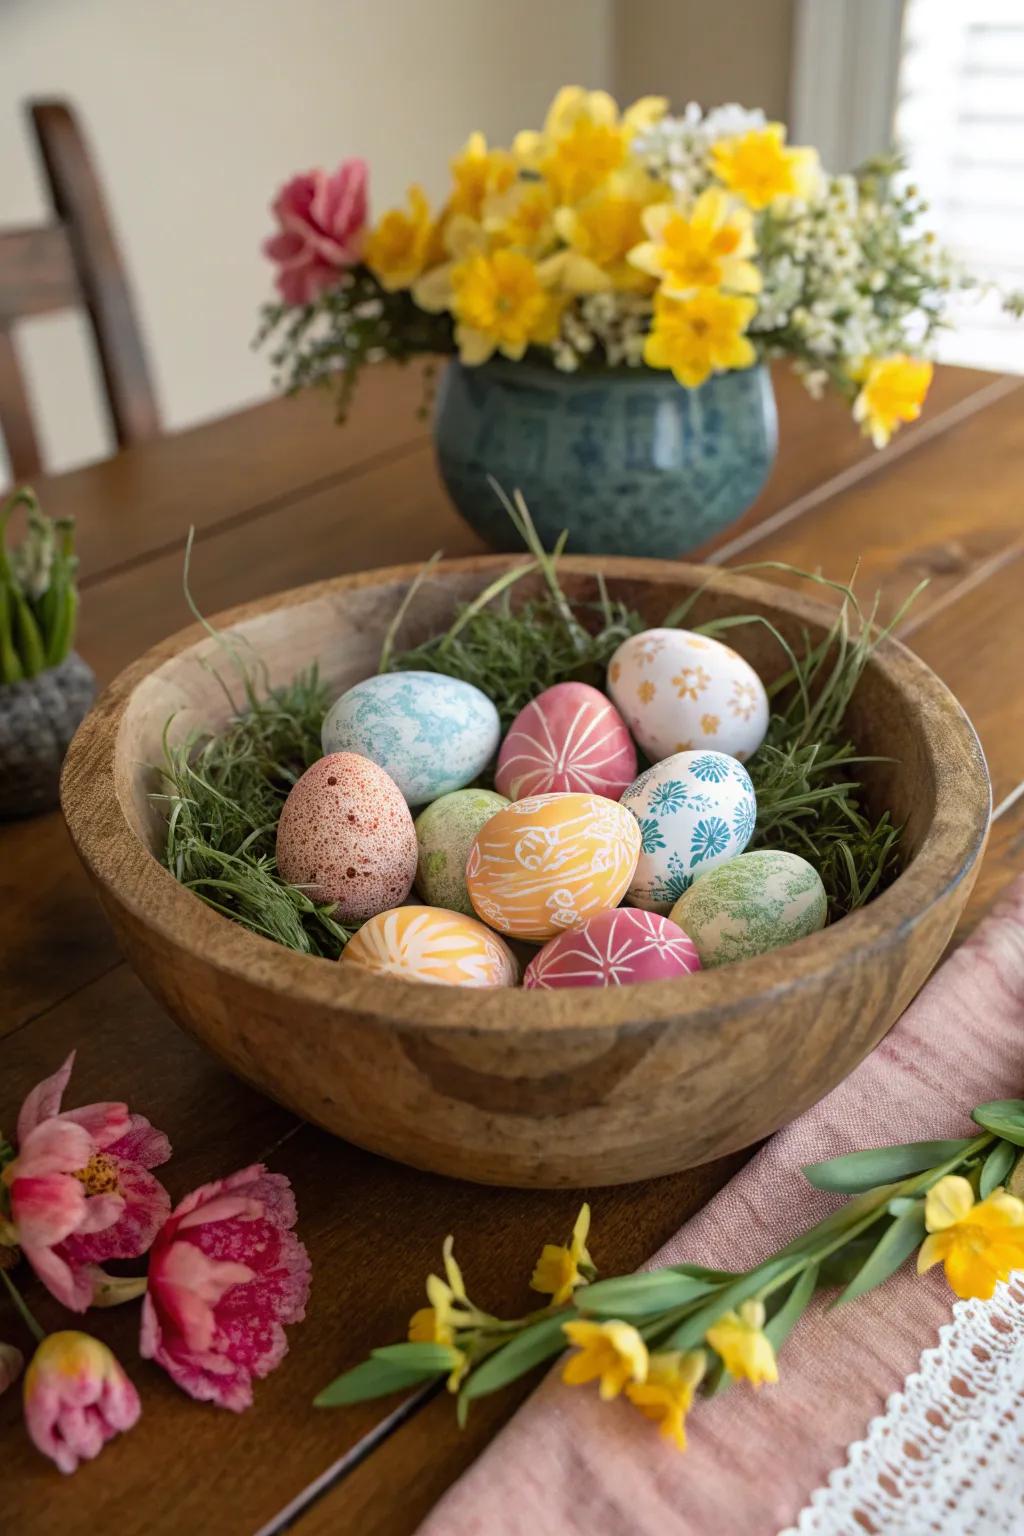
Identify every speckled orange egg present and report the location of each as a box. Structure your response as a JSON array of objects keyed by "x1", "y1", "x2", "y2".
[
  {"x1": 339, "y1": 906, "x2": 518, "y2": 987},
  {"x1": 275, "y1": 752, "x2": 416, "y2": 921},
  {"x1": 466, "y1": 792, "x2": 641, "y2": 943}
]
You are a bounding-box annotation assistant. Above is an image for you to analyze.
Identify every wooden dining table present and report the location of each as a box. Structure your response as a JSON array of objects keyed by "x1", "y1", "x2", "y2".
[{"x1": 3, "y1": 358, "x2": 1024, "y2": 1536}]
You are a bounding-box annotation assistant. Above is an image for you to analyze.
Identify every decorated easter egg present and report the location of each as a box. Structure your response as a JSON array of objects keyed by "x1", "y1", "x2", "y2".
[
  {"x1": 669, "y1": 850, "x2": 827, "y2": 968},
  {"x1": 524, "y1": 908, "x2": 701, "y2": 990},
  {"x1": 621, "y1": 751, "x2": 756, "y2": 913},
  {"x1": 495, "y1": 682, "x2": 637, "y2": 801},
  {"x1": 321, "y1": 671, "x2": 500, "y2": 806},
  {"x1": 607, "y1": 628, "x2": 769, "y2": 764},
  {"x1": 338, "y1": 905, "x2": 518, "y2": 987},
  {"x1": 414, "y1": 788, "x2": 509, "y2": 914},
  {"x1": 466, "y1": 793, "x2": 641, "y2": 943},
  {"x1": 275, "y1": 751, "x2": 417, "y2": 921}
]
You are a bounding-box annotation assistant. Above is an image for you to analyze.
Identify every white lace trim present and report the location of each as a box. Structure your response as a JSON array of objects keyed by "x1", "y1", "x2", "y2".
[{"x1": 779, "y1": 1280, "x2": 1024, "y2": 1536}]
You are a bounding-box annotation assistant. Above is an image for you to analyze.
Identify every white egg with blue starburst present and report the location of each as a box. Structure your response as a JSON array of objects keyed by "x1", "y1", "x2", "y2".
[{"x1": 620, "y1": 750, "x2": 757, "y2": 913}]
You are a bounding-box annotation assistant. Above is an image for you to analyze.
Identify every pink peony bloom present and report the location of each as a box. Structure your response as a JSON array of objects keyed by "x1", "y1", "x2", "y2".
[
  {"x1": 24, "y1": 1331, "x2": 140, "y2": 1474},
  {"x1": 263, "y1": 159, "x2": 368, "y2": 305},
  {"x1": 0, "y1": 1340, "x2": 24, "y2": 1394},
  {"x1": 140, "y1": 1164, "x2": 310, "y2": 1411},
  {"x1": 3, "y1": 1053, "x2": 171, "y2": 1311}
]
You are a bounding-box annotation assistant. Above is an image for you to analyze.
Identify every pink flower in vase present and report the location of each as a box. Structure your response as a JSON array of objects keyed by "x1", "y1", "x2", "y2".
[
  {"x1": 3, "y1": 1053, "x2": 172, "y2": 1311},
  {"x1": 24, "y1": 1331, "x2": 140, "y2": 1474},
  {"x1": 263, "y1": 159, "x2": 369, "y2": 305},
  {"x1": 140, "y1": 1164, "x2": 311, "y2": 1411}
]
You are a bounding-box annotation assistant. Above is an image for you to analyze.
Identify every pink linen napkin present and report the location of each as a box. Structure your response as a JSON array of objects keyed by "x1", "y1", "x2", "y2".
[{"x1": 418, "y1": 876, "x2": 1024, "y2": 1536}]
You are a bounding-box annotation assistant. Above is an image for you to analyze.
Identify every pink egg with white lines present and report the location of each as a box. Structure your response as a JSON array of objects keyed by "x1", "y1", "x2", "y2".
[
  {"x1": 523, "y1": 908, "x2": 701, "y2": 990},
  {"x1": 495, "y1": 682, "x2": 637, "y2": 802}
]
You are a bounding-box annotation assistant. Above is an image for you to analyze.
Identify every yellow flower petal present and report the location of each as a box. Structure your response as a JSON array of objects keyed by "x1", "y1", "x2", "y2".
[
  {"x1": 925, "y1": 1175, "x2": 976, "y2": 1232},
  {"x1": 916, "y1": 1231, "x2": 951, "y2": 1274},
  {"x1": 562, "y1": 1319, "x2": 648, "y2": 1399}
]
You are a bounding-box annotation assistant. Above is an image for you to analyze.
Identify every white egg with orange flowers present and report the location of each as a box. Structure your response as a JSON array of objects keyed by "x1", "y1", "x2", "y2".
[{"x1": 607, "y1": 628, "x2": 769, "y2": 765}]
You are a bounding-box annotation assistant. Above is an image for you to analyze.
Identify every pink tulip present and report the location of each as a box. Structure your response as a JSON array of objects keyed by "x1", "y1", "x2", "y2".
[
  {"x1": 3, "y1": 1053, "x2": 171, "y2": 1311},
  {"x1": 140, "y1": 1164, "x2": 310, "y2": 1411},
  {"x1": 0, "y1": 1340, "x2": 24, "y2": 1394},
  {"x1": 24, "y1": 1332, "x2": 140, "y2": 1474},
  {"x1": 263, "y1": 159, "x2": 369, "y2": 305}
]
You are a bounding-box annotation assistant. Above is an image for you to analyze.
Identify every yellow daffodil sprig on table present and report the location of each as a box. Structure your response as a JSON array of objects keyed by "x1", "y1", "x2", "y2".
[
  {"x1": 315, "y1": 1097, "x2": 1024, "y2": 1451},
  {"x1": 259, "y1": 86, "x2": 1021, "y2": 442}
]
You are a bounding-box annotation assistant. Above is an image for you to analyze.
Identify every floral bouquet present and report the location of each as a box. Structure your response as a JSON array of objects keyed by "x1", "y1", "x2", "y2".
[{"x1": 258, "y1": 87, "x2": 1008, "y2": 447}]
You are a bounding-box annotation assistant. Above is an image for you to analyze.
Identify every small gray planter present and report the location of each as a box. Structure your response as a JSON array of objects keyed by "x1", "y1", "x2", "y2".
[{"x1": 0, "y1": 652, "x2": 95, "y2": 818}]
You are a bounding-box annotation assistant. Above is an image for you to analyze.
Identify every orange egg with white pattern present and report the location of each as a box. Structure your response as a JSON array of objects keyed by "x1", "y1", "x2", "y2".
[
  {"x1": 607, "y1": 628, "x2": 768, "y2": 764},
  {"x1": 465, "y1": 792, "x2": 641, "y2": 943},
  {"x1": 339, "y1": 905, "x2": 518, "y2": 988}
]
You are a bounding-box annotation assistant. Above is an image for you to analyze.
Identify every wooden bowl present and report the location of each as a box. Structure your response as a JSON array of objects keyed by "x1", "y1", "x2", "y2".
[{"x1": 61, "y1": 558, "x2": 990, "y2": 1188}]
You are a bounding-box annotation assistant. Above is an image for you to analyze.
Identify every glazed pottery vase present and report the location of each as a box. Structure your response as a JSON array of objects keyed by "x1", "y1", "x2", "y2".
[
  {"x1": 433, "y1": 358, "x2": 778, "y2": 557},
  {"x1": 0, "y1": 651, "x2": 95, "y2": 818}
]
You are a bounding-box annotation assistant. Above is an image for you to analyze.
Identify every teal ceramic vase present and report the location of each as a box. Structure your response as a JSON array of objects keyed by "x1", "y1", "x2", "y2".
[{"x1": 433, "y1": 358, "x2": 778, "y2": 557}]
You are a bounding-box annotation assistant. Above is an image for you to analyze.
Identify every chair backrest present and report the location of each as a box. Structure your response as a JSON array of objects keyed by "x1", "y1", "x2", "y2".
[{"x1": 0, "y1": 100, "x2": 160, "y2": 480}]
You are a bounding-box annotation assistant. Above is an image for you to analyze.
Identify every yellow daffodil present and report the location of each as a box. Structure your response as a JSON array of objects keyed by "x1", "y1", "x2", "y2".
[
  {"x1": 917, "y1": 1175, "x2": 1024, "y2": 1300},
  {"x1": 407, "y1": 1235, "x2": 473, "y2": 1345},
  {"x1": 705, "y1": 1299, "x2": 779, "y2": 1387},
  {"x1": 531, "y1": 1202, "x2": 594, "y2": 1305},
  {"x1": 483, "y1": 180, "x2": 558, "y2": 256},
  {"x1": 419, "y1": 246, "x2": 563, "y2": 365},
  {"x1": 562, "y1": 1318, "x2": 648, "y2": 1400},
  {"x1": 626, "y1": 1349, "x2": 706, "y2": 1451},
  {"x1": 541, "y1": 173, "x2": 664, "y2": 294},
  {"x1": 364, "y1": 185, "x2": 443, "y2": 292},
  {"x1": 643, "y1": 288, "x2": 758, "y2": 388},
  {"x1": 448, "y1": 132, "x2": 517, "y2": 220},
  {"x1": 710, "y1": 123, "x2": 820, "y2": 211},
  {"x1": 628, "y1": 188, "x2": 761, "y2": 297},
  {"x1": 515, "y1": 87, "x2": 667, "y2": 206},
  {"x1": 851, "y1": 354, "x2": 934, "y2": 447}
]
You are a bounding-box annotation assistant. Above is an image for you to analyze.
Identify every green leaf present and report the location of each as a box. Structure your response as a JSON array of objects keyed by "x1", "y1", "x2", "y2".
[
  {"x1": 660, "y1": 1254, "x2": 797, "y2": 1353},
  {"x1": 980, "y1": 1139, "x2": 1018, "y2": 1197},
  {"x1": 460, "y1": 1314, "x2": 568, "y2": 1403},
  {"x1": 667, "y1": 1263, "x2": 738, "y2": 1282},
  {"x1": 836, "y1": 1205, "x2": 927, "y2": 1306},
  {"x1": 973, "y1": 1101, "x2": 1024, "y2": 1147},
  {"x1": 581, "y1": 1271, "x2": 720, "y2": 1318},
  {"x1": 315, "y1": 1356, "x2": 444, "y2": 1407},
  {"x1": 817, "y1": 1236, "x2": 878, "y2": 1288},
  {"x1": 764, "y1": 1264, "x2": 819, "y2": 1349},
  {"x1": 370, "y1": 1342, "x2": 461, "y2": 1371},
  {"x1": 802, "y1": 1140, "x2": 975, "y2": 1193}
]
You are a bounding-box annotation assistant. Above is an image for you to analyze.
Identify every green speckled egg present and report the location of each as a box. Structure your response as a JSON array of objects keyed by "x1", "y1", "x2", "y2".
[
  {"x1": 414, "y1": 789, "x2": 509, "y2": 914},
  {"x1": 668, "y1": 850, "x2": 826, "y2": 969}
]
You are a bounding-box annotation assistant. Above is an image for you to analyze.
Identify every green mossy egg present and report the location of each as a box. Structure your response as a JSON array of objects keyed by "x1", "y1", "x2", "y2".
[
  {"x1": 669, "y1": 849, "x2": 827, "y2": 969},
  {"x1": 414, "y1": 789, "x2": 509, "y2": 914}
]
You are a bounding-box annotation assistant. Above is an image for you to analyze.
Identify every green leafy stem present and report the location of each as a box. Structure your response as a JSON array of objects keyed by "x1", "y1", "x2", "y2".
[{"x1": 315, "y1": 1098, "x2": 1024, "y2": 1419}]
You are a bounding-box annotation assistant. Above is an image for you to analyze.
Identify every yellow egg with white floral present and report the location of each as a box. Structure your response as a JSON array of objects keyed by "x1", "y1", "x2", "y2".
[
  {"x1": 466, "y1": 793, "x2": 641, "y2": 943},
  {"x1": 607, "y1": 628, "x2": 768, "y2": 764},
  {"x1": 339, "y1": 905, "x2": 518, "y2": 988}
]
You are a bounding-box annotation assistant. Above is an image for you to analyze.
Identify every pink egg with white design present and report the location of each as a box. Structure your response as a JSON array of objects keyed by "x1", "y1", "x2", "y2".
[
  {"x1": 495, "y1": 682, "x2": 637, "y2": 802},
  {"x1": 523, "y1": 908, "x2": 701, "y2": 990}
]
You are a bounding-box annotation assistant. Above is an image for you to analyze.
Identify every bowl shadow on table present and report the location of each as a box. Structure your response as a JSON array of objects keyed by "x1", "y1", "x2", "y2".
[{"x1": 60, "y1": 557, "x2": 990, "y2": 1190}]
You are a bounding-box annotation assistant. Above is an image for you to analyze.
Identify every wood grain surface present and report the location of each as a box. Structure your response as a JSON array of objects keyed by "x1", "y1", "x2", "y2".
[{"x1": 2, "y1": 360, "x2": 1023, "y2": 1536}]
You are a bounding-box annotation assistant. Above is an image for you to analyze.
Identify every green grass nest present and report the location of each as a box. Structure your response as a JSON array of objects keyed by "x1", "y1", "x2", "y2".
[{"x1": 159, "y1": 501, "x2": 917, "y2": 959}]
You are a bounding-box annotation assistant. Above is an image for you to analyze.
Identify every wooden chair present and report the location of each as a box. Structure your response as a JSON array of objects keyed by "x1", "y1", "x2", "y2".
[{"x1": 0, "y1": 100, "x2": 160, "y2": 480}]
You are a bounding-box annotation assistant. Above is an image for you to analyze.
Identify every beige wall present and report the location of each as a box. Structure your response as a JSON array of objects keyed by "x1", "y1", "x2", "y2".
[
  {"x1": 0, "y1": 0, "x2": 794, "y2": 484},
  {"x1": 614, "y1": 0, "x2": 795, "y2": 122}
]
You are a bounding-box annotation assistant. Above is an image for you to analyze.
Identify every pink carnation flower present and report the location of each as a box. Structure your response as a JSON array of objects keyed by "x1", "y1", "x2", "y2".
[
  {"x1": 3, "y1": 1053, "x2": 171, "y2": 1311},
  {"x1": 24, "y1": 1331, "x2": 140, "y2": 1474},
  {"x1": 263, "y1": 159, "x2": 368, "y2": 305},
  {"x1": 140, "y1": 1164, "x2": 311, "y2": 1411}
]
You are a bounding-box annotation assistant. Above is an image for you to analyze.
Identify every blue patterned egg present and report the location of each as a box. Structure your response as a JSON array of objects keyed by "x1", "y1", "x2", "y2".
[
  {"x1": 322, "y1": 671, "x2": 500, "y2": 807},
  {"x1": 620, "y1": 750, "x2": 757, "y2": 913}
]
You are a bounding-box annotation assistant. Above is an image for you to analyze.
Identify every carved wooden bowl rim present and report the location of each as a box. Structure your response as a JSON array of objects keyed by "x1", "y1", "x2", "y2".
[{"x1": 62, "y1": 555, "x2": 991, "y2": 1037}]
